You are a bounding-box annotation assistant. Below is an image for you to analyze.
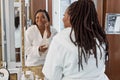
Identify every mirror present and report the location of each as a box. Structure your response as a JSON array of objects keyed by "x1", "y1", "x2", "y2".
[
  {"x1": 0, "y1": 0, "x2": 98, "y2": 67},
  {"x1": 23, "y1": 0, "x2": 50, "y2": 67},
  {"x1": 0, "y1": 0, "x2": 63, "y2": 68},
  {"x1": 0, "y1": 0, "x2": 50, "y2": 69}
]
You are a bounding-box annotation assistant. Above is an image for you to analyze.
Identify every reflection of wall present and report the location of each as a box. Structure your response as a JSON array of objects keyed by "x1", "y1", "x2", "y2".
[
  {"x1": 52, "y1": 0, "x2": 60, "y2": 31},
  {"x1": 60, "y1": 0, "x2": 70, "y2": 30},
  {"x1": 14, "y1": 0, "x2": 19, "y2": 2},
  {"x1": 0, "y1": 25, "x2": 2, "y2": 61},
  {"x1": 0, "y1": 0, "x2": 2, "y2": 61}
]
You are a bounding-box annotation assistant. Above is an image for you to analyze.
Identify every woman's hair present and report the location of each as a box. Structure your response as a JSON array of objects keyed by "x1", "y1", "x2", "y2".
[
  {"x1": 15, "y1": 16, "x2": 20, "y2": 29},
  {"x1": 68, "y1": 0, "x2": 109, "y2": 70},
  {"x1": 33, "y1": 9, "x2": 50, "y2": 25}
]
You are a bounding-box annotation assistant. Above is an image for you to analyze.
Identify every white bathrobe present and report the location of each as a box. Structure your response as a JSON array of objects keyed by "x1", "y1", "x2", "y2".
[
  {"x1": 42, "y1": 27, "x2": 109, "y2": 80},
  {"x1": 25, "y1": 25, "x2": 57, "y2": 66}
]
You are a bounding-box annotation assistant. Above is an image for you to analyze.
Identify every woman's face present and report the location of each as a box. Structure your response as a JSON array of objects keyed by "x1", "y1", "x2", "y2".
[
  {"x1": 35, "y1": 12, "x2": 46, "y2": 27},
  {"x1": 63, "y1": 9, "x2": 71, "y2": 28}
]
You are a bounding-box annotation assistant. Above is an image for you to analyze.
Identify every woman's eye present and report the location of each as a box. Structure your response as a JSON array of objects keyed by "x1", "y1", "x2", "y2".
[{"x1": 36, "y1": 17, "x2": 39, "y2": 19}]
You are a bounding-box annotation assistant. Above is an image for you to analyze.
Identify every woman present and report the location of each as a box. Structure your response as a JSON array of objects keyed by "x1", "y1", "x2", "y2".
[
  {"x1": 14, "y1": 16, "x2": 21, "y2": 62},
  {"x1": 25, "y1": 9, "x2": 57, "y2": 66},
  {"x1": 42, "y1": 0, "x2": 109, "y2": 80}
]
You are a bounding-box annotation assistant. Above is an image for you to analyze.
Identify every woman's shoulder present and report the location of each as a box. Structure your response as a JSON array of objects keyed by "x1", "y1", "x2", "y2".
[
  {"x1": 26, "y1": 25, "x2": 37, "y2": 32},
  {"x1": 25, "y1": 25, "x2": 38, "y2": 35},
  {"x1": 52, "y1": 27, "x2": 75, "y2": 51},
  {"x1": 27, "y1": 25, "x2": 37, "y2": 30},
  {"x1": 53, "y1": 27, "x2": 72, "y2": 43},
  {"x1": 55, "y1": 27, "x2": 71, "y2": 37}
]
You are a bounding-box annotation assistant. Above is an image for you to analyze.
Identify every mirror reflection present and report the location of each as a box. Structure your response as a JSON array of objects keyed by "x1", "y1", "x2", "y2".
[
  {"x1": 14, "y1": 7, "x2": 21, "y2": 62},
  {"x1": 0, "y1": 0, "x2": 98, "y2": 68},
  {"x1": 24, "y1": 9, "x2": 57, "y2": 67},
  {"x1": 0, "y1": 0, "x2": 98, "y2": 67},
  {"x1": 9, "y1": 1, "x2": 22, "y2": 63}
]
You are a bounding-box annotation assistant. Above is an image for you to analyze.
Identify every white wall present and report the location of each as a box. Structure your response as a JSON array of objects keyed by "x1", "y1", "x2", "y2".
[
  {"x1": 52, "y1": 0, "x2": 60, "y2": 32},
  {"x1": 52, "y1": 0, "x2": 78, "y2": 32}
]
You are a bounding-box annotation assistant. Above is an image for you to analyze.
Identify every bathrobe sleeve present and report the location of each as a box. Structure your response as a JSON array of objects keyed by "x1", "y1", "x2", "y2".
[
  {"x1": 42, "y1": 37, "x2": 67, "y2": 80},
  {"x1": 25, "y1": 27, "x2": 40, "y2": 58}
]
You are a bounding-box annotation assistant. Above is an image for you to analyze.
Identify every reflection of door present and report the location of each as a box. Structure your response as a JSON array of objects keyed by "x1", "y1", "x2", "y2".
[
  {"x1": 30, "y1": 0, "x2": 46, "y2": 23},
  {"x1": 97, "y1": 0, "x2": 120, "y2": 80},
  {"x1": 30, "y1": 0, "x2": 52, "y2": 25}
]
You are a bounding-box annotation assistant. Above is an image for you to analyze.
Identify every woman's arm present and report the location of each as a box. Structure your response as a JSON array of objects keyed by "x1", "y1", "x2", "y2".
[
  {"x1": 42, "y1": 38, "x2": 65, "y2": 80},
  {"x1": 25, "y1": 28, "x2": 40, "y2": 58}
]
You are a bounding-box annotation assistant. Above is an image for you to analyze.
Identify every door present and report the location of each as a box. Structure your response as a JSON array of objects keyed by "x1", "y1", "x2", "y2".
[
  {"x1": 97, "y1": 0, "x2": 120, "y2": 80},
  {"x1": 105, "y1": 0, "x2": 120, "y2": 80}
]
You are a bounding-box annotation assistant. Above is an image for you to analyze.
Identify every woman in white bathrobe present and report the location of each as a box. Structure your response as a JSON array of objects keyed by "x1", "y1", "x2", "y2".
[
  {"x1": 25, "y1": 9, "x2": 57, "y2": 66},
  {"x1": 42, "y1": 0, "x2": 109, "y2": 80}
]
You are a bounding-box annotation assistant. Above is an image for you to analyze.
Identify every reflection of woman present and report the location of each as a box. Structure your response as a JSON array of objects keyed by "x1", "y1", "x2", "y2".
[
  {"x1": 43, "y1": 0, "x2": 109, "y2": 80},
  {"x1": 25, "y1": 9, "x2": 57, "y2": 66},
  {"x1": 14, "y1": 16, "x2": 21, "y2": 62}
]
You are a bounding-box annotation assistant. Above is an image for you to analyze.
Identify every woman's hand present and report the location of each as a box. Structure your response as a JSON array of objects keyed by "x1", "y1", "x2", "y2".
[
  {"x1": 45, "y1": 22, "x2": 51, "y2": 38},
  {"x1": 39, "y1": 45, "x2": 48, "y2": 53}
]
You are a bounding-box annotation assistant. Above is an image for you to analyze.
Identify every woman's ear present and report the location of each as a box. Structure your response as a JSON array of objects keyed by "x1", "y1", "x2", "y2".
[{"x1": 67, "y1": 15, "x2": 71, "y2": 27}]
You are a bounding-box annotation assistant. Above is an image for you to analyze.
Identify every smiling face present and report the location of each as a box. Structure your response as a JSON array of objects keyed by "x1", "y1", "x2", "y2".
[
  {"x1": 35, "y1": 12, "x2": 46, "y2": 28},
  {"x1": 63, "y1": 9, "x2": 71, "y2": 28}
]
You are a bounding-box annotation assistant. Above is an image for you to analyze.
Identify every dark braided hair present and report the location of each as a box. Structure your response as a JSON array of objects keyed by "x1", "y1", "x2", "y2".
[{"x1": 68, "y1": 0, "x2": 109, "y2": 70}]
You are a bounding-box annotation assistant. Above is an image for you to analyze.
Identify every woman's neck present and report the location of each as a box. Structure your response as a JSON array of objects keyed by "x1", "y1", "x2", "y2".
[
  {"x1": 37, "y1": 25, "x2": 45, "y2": 37},
  {"x1": 37, "y1": 25, "x2": 45, "y2": 30}
]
